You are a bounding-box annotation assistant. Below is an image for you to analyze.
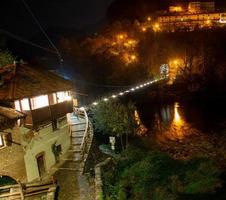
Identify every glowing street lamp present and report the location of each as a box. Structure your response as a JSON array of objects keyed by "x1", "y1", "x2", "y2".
[
  {"x1": 174, "y1": 60, "x2": 179, "y2": 65},
  {"x1": 112, "y1": 95, "x2": 117, "y2": 98},
  {"x1": 131, "y1": 55, "x2": 137, "y2": 61},
  {"x1": 117, "y1": 34, "x2": 125, "y2": 40},
  {"x1": 142, "y1": 27, "x2": 147, "y2": 32},
  {"x1": 153, "y1": 23, "x2": 160, "y2": 32},
  {"x1": 147, "y1": 16, "x2": 151, "y2": 21},
  {"x1": 206, "y1": 19, "x2": 211, "y2": 25},
  {"x1": 104, "y1": 98, "x2": 109, "y2": 102},
  {"x1": 93, "y1": 102, "x2": 98, "y2": 106}
]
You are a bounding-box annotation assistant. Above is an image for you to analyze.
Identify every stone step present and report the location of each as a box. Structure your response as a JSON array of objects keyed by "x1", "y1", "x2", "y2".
[
  {"x1": 70, "y1": 122, "x2": 86, "y2": 126},
  {"x1": 71, "y1": 129, "x2": 85, "y2": 133},
  {"x1": 68, "y1": 149, "x2": 81, "y2": 153},
  {"x1": 71, "y1": 142, "x2": 82, "y2": 146},
  {"x1": 70, "y1": 144, "x2": 81, "y2": 148},
  {"x1": 56, "y1": 168, "x2": 80, "y2": 172},
  {"x1": 71, "y1": 135, "x2": 83, "y2": 139},
  {"x1": 68, "y1": 152, "x2": 81, "y2": 158},
  {"x1": 62, "y1": 158, "x2": 81, "y2": 162},
  {"x1": 71, "y1": 138, "x2": 83, "y2": 145},
  {"x1": 60, "y1": 160, "x2": 77, "y2": 166},
  {"x1": 69, "y1": 145, "x2": 81, "y2": 151},
  {"x1": 70, "y1": 116, "x2": 85, "y2": 121},
  {"x1": 71, "y1": 132, "x2": 84, "y2": 137}
]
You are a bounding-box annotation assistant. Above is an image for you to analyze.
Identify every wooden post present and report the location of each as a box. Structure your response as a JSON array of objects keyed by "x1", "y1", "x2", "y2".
[{"x1": 18, "y1": 181, "x2": 25, "y2": 200}]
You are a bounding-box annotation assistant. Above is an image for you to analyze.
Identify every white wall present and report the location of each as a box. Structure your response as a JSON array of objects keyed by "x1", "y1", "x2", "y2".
[{"x1": 22, "y1": 119, "x2": 70, "y2": 182}]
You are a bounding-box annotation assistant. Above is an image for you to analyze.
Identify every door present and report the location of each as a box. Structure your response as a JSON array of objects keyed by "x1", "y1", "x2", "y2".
[{"x1": 36, "y1": 153, "x2": 46, "y2": 178}]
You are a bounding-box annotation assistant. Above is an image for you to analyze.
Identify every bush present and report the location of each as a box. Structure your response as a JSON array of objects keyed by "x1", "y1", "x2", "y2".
[
  {"x1": 0, "y1": 50, "x2": 15, "y2": 67},
  {"x1": 102, "y1": 146, "x2": 222, "y2": 200}
]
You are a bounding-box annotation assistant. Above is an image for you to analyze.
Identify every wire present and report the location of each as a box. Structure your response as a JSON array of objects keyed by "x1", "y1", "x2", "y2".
[
  {"x1": 0, "y1": 29, "x2": 58, "y2": 54},
  {"x1": 21, "y1": 0, "x2": 63, "y2": 62},
  {"x1": 73, "y1": 79, "x2": 133, "y2": 88}
]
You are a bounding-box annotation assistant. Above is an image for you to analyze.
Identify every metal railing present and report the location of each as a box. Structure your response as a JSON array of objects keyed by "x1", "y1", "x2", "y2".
[{"x1": 73, "y1": 107, "x2": 90, "y2": 158}]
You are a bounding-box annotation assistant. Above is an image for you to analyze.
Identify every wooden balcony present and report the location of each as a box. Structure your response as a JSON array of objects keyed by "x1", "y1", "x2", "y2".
[
  {"x1": 50, "y1": 101, "x2": 73, "y2": 119},
  {"x1": 24, "y1": 101, "x2": 73, "y2": 129}
]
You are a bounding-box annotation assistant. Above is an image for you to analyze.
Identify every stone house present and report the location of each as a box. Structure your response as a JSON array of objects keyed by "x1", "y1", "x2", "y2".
[{"x1": 0, "y1": 64, "x2": 76, "y2": 183}]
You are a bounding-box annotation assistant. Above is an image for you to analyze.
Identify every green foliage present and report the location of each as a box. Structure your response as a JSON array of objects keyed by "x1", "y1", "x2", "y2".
[
  {"x1": 92, "y1": 100, "x2": 137, "y2": 138},
  {"x1": 0, "y1": 50, "x2": 15, "y2": 67},
  {"x1": 183, "y1": 159, "x2": 221, "y2": 194},
  {"x1": 102, "y1": 146, "x2": 222, "y2": 200}
]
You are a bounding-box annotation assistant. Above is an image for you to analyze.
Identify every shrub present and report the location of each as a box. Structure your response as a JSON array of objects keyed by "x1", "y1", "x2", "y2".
[{"x1": 102, "y1": 146, "x2": 222, "y2": 200}]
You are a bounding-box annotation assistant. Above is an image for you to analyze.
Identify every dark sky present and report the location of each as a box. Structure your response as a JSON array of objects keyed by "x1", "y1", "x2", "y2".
[{"x1": 1, "y1": 0, "x2": 114, "y2": 38}]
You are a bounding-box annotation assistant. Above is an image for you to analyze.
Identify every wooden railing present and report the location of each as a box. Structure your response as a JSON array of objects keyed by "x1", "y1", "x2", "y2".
[
  {"x1": 0, "y1": 179, "x2": 56, "y2": 199},
  {"x1": 24, "y1": 101, "x2": 73, "y2": 128}
]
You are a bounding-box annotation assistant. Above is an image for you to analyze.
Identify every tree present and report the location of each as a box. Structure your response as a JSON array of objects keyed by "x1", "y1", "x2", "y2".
[
  {"x1": 0, "y1": 50, "x2": 16, "y2": 67},
  {"x1": 91, "y1": 100, "x2": 137, "y2": 150}
]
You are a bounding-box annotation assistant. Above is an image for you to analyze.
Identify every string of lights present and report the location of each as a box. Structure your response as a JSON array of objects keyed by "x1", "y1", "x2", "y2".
[
  {"x1": 73, "y1": 79, "x2": 132, "y2": 88},
  {"x1": 83, "y1": 76, "x2": 168, "y2": 109}
]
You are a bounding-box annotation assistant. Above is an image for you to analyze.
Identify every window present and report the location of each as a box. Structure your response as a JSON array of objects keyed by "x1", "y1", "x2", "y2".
[
  {"x1": 56, "y1": 92, "x2": 65, "y2": 103},
  {"x1": 21, "y1": 98, "x2": 30, "y2": 111},
  {"x1": 53, "y1": 93, "x2": 57, "y2": 104},
  {"x1": 56, "y1": 91, "x2": 71, "y2": 103},
  {"x1": 31, "y1": 95, "x2": 49, "y2": 110},
  {"x1": 0, "y1": 133, "x2": 12, "y2": 147},
  {"x1": 14, "y1": 100, "x2": 21, "y2": 111}
]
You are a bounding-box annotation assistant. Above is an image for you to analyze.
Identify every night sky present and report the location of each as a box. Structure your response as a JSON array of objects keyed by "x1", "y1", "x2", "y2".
[{"x1": 1, "y1": 0, "x2": 114, "y2": 38}]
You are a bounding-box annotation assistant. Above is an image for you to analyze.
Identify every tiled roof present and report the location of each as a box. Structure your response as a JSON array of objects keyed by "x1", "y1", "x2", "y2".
[
  {"x1": 0, "y1": 106, "x2": 25, "y2": 130},
  {"x1": 0, "y1": 106, "x2": 25, "y2": 120},
  {"x1": 0, "y1": 64, "x2": 73, "y2": 101}
]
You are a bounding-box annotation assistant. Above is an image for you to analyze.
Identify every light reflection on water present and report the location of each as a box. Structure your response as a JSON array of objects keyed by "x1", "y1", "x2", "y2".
[
  {"x1": 154, "y1": 102, "x2": 198, "y2": 143},
  {"x1": 137, "y1": 100, "x2": 226, "y2": 163}
]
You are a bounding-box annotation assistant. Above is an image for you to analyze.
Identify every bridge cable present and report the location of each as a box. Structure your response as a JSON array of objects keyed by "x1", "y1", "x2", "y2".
[
  {"x1": 0, "y1": 29, "x2": 58, "y2": 54},
  {"x1": 21, "y1": 0, "x2": 63, "y2": 63}
]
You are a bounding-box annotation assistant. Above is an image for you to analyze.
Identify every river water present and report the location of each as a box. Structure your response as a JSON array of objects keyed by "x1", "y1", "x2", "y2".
[{"x1": 135, "y1": 99, "x2": 226, "y2": 162}]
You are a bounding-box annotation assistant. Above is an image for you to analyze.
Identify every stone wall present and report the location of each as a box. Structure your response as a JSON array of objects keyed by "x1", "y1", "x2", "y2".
[
  {"x1": 0, "y1": 126, "x2": 27, "y2": 182},
  {"x1": 94, "y1": 158, "x2": 112, "y2": 200}
]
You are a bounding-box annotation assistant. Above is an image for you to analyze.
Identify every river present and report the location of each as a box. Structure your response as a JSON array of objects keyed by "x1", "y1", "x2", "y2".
[{"x1": 135, "y1": 99, "x2": 226, "y2": 163}]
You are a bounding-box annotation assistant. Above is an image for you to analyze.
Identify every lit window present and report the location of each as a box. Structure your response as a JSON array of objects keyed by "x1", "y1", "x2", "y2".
[
  {"x1": 57, "y1": 92, "x2": 65, "y2": 103},
  {"x1": 0, "y1": 135, "x2": 3, "y2": 147},
  {"x1": 53, "y1": 93, "x2": 57, "y2": 104},
  {"x1": 56, "y1": 91, "x2": 71, "y2": 103},
  {"x1": 14, "y1": 100, "x2": 21, "y2": 111},
  {"x1": 21, "y1": 98, "x2": 30, "y2": 111},
  {"x1": 31, "y1": 95, "x2": 49, "y2": 110}
]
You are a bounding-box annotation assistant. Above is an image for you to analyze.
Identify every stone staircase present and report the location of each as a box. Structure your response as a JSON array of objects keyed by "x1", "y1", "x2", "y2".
[
  {"x1": 57, "y1": 108, "x2": 93, "y2": 173},
  {"x1": 54, "y1": 108, "x2": 95, "y2": 200}
]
